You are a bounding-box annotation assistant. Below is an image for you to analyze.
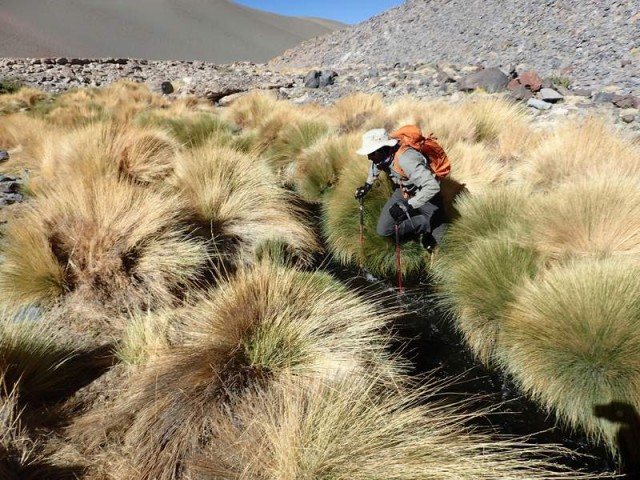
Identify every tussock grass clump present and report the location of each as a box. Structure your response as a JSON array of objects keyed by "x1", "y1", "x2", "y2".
[
  {"x1": 264, "y1": 119, "x2": 331, "y2": 182},
  {"x1": 414, "y1": 99, "x2": 478, "y2": 148},
  {"x1": 322, "y1": 159, "x2": 428, "y2": 277},
  {"x1": 76, "y1": 262, "x2": 401, "y2": 479},
  {"x1": 191, "y1": 374, "x2": 594, "y2": 480},
  {"x1": 499, "y1": 258, "x2": 640, "y2": 452},
  {"x1": 0, "y1": 318, "x2": 80, "y2": 402},
  {"x1": 0, "y1": 87, "x2": 48, "y2": 114},
  {"x1": 462, "y1": 97, "x2": 532, "y2": 149},
  {"x1": 434, "y1": 234, "x2": 540, "y2": 363},
  {"x1": 294, "y1": 133, "x2": 361, "y2": 203},
  {"x1": 446, "y1": 141, "x2": 506, "y2": 193},
  {"x1": 514, "y1": 118, "x2": 640, "y2": 190},
  {"x1": 0, "y1": 177, "x2": 207, "y2": 315},
  {"x1": 114, "y1": 308, "x2": 178, "y2": 366},
  {"x1": 530, "y1": 175, "x2": 640, "y2": 265},
  {"x1": 135, "y1": 110, "x2": 239, "y2": 150},
  {"x1": 0, "y1": 374, "x2": 33, "y2": 479},
  {"x1": 328, "y1": 92, "x2": 386, "y2": 133},
  {"x1": 36, "y1": 121, "x2": 180, "y2": 188},
  {"x1": 173, "y1": 141, "x2": 319, "y2": 266},
  {"x1": 221, "y1": 90, "x2": 283, "y2": 130},
  {"x1": 436, "y1": 185, "x2": 533, "y2": 263}
]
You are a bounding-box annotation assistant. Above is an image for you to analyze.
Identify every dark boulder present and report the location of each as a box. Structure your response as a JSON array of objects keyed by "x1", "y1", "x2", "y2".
[
  {"x1": 303, "y1": 70, "x2": 321, "y2": 88},
  {"x1": 456, "y1": 67, "x2": 509, "y2": 93}
]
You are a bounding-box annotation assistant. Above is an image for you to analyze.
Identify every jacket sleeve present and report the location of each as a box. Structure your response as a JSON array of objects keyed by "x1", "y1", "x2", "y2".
[
  {"x1": 365, "y1": 162, "x2": 380, "y2": 185},
  {"x1": 397, "y1": 149, "x2": 440, "y2": 209}
]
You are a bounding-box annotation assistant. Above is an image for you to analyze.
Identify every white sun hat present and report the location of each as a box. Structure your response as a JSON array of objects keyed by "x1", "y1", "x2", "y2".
[{"x1": 356, "y1": 128, "x2": 398, "y2": 155}]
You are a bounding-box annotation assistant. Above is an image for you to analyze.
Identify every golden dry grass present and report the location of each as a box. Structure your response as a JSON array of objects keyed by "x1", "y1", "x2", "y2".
[
  {"x1": 327, "y1": 92, "x2": 386, "y2": 133},
  {"x1": 0, "y1": 176, "x2": 207, "y2": 316},
  {"x1": 513, "y1": 118, "x2": 640, "y2": 190},
  {"x1": 0, "y1": 87, "x2": 48, "y2": 114},
  {"x1": 445, "y1": 141, "x2": 506, "y2": 193},
  {"x1": 172, "y1": 141, "x2": 319, "y2": 266},
  {"x1": 498, "y1": 258, "x2": 640, "y2": 453},
  {"x1": 293, "y1": 132, "x2": 361, "y2": 203},
  {"x1": 529, "y1": 175, "x2": 640, "y2": 265},
  {"x1": 72, "y1": 262, "x2": 402, "y2": 480},
  {"x1": 190, "y1": 374, "x2": 596, "y2": 480},
  {"x1": 35, "y1": 121, "x2": 180, "y2": 189}
]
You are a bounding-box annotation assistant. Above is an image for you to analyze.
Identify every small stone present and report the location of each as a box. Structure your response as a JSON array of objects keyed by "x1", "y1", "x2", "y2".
[
  {"x1": 613, "y1": 95, "x2": 639, "y2": 109},
  {"x1": 622, "y1": 59, "x2": 632, "y2": 67},
  {"x1": 303, "y1": 70, "x2": 321, "y2": 88},
  {"x1": 621, "y1": 114, "x2": 636, "y2": 123},
  {"x1": 527, "y1": 98, "x2": 552, "y2": 110},
  {"x1": 0, "y1": 150, "x2": 9, "y2": 163},
  {"x1": 539, "y1": 88, "x2": 564, "y2": 103},
  {"x1": 55, "y1": 57, "x2": 68, "y2": 65},
  {"x1": 593, "y1": 92, "x2": 616, "y2": 103},
  {"x1": 160, "y1": 81, "x2": 174, "y2": 94},
  {"x1": 509, "y1": 84, "x2": 533, "y2": 101}
]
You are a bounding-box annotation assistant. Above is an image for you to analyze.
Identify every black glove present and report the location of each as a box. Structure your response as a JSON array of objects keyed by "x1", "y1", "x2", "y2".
[
  {"x1": 389, "y1": 200, "x2": 413, "y2": 223},
  {"x1": 354, "y1": 183, "x2": 372, "y2": 200}
]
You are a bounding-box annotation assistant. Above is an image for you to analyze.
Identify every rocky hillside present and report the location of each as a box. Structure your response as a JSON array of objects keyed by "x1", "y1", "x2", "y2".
[
  {"x1": 0, "y1": 0, "x2": 344, "y2": 63},
  {"x1": 271, "y1": 0, "x2": 640, "y2": 93}
]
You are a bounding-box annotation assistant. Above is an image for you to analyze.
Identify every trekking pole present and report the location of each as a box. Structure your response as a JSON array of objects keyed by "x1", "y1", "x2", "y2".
[
  {"x1": 358, "y1": 196, "x2": 365, "y2": 276},
  {"x1": 395, "y1": 223, "x2": 403, "y2": 294}
]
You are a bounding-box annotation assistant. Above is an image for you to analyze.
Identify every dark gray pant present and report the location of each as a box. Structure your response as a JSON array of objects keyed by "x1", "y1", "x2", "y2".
[{"x1": 376, "y1": 189, "x2": 447, "y2": 242}]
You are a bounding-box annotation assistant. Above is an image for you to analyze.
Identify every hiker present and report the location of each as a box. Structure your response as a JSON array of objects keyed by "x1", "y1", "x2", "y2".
[{"x1": 354, "y1": 128, "x2": 447, "y2": 250}]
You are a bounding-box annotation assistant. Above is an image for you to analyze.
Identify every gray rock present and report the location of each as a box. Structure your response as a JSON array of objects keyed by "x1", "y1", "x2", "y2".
[
  {"x1": 456, "y1": 67, "x2": 509, "y2": 93},
  {"x1": 621, "y1": 114, "x2": 636, "y2": 123},
  {"x1": 527, "y1": 98, "x2": 553, "y2": 110},
  {"x1": 593, "y1": 92, "x2": 616, "y2": 103},
  {"x1": 539, "y1": 88, "x2": 564, "y2": 103},
  {"x1": 304, "y1": 70, "x2": 321, "y2": 88},
  {"x1": 613, "y1": 95, "x2": 639, "y2": 109},
  {"x1": 0, "y1": 150, "x2": 9, "y2": 163},
  {"x1": 318, "y1": 70, "x2": 338, "y2": 88},
  {"x1": 572, "y1": 88, "x2": 592, "y2": 97},
  {"x1": 509, "y1": 84, "x2": 533, "y2": 101}
]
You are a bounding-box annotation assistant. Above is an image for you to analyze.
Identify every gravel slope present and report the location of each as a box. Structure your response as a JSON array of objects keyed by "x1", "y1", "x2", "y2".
[{"x1": 271, "y1": 0, "x2": 640, "y2": 92}]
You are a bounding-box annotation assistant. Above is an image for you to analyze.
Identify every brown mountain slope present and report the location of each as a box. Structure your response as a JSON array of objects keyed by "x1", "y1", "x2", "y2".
[{"x1": 0, "y1": 0, "x2": 345, "y2": 63}]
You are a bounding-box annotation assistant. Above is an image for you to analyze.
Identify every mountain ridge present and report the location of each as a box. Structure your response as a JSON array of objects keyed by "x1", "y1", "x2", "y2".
[{"x1": 0, "y1": 0, "x2": 345, "y2": 63}]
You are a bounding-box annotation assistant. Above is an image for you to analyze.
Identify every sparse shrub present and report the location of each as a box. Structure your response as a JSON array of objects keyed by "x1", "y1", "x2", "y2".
[
  {"x1": 0, "y1": 77, "x2": 23, "y2": 94},
  {"x1": 190, "y1": 374, "x2": 595, "y2": 480},
  {"x1": 322, "y1": 158, "x2": 428, "y2": 278},
  {"x1": 172, "y1": 141, "x2": 319, "y2": 266},
  {"x1": 498, "y1": 258, "x2": 640, "y2": 453},
  {"x1": 549, "y1": 74, "x2": 572, "y2": 89}
]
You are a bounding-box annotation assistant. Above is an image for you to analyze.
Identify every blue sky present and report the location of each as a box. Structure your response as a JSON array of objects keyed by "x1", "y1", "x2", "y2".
[{"x1": 233, "y1": 1, "x2": 404, "y2": 25}]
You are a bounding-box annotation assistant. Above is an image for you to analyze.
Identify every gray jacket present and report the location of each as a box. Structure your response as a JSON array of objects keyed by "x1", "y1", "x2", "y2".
[{"x1": 366, "y1": 148, "x2": 440, "y2": 209}]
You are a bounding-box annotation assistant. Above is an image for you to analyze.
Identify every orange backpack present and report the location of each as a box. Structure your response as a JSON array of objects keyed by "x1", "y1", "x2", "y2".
[{"x1": 390, "y1": 125, "x2": 451, "y2": 181}]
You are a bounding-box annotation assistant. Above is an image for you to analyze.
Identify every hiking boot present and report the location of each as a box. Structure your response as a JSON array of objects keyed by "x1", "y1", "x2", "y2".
[{"x1": 421, "y1": 232, "x2": 438, "y2": 252}]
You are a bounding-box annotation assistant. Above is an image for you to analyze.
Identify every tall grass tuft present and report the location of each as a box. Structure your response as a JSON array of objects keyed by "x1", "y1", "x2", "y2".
[
  {"x1": 134, "y1": 110, "x2": 238, "y2": 150},
  {"x1": 446, "y1": 141, "x2": 506, "y2": 193},
  {"x1": 435, "y1": 185, "x2": 533, "y2": 263},
  {"x1": 263, "y1": 119, "x2": 331, "y2": 183},
  {"x1": 75, "y1": 262, "x2": 401, "y2": 479},
  {"x1": 190, "y1": 374, "x2": 596, "y2": 480},
  {"x1": 322, "y1": 159, "x2": 428, "y2": 277},
  {"x1": 434, "y1": 233, "x2": 540, "y2": 363},
  {"x1": 529, "y1": 175, "x2": 640, "y2": 265},
  {"x1": 0, "y1": 373, "x2": 33, "y2": 479},
  {"x1": 0, "y1": 317, "x2": 81, "y2": 402},
  {"x1": 0, "y1": 177, "x2": 207, "y2": 315},
  {"x1": 293, "y1": 133, "x2": 361, "y2": 203},
  {"x1": 498, "y1": 258, "x2": 640, "y2": 453},
  {"x1": 36, "y1": 121, "x2": 180, "y2": 188},
  {"x1": 513, "y1": 118, "x2": 640, "y2": 190},
  {"x1": 0, "y1": 87, "x2": 48, "y2": 114},
  {"x1": 328, "y1": 92, "x2": 386, "y2": 133},
  {"x1": 173, "y1": 141, "x2": 319, "y2": 266}
]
